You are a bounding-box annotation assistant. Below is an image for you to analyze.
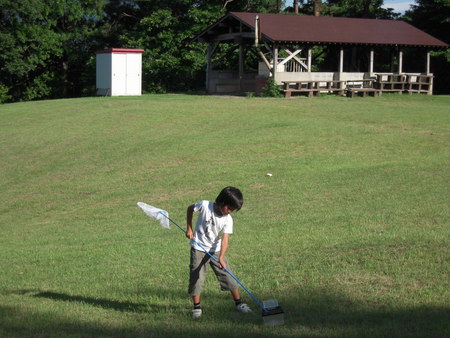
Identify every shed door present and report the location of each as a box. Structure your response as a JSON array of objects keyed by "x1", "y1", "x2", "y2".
[
  {"x1": 112, "y1": 54, "x2": 127, "y2": 95},
  {"x1": 126, "y1": 54, "x2": 142, "y2": 95}
]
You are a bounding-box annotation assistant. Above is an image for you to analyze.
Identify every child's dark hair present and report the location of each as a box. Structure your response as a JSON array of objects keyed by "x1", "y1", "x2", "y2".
[{"x1": 215, "y1": 186, "x2": 243, "y2": 211}]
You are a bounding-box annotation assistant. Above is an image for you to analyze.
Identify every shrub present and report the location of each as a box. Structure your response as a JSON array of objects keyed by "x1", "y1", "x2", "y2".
[
  {"x1": 0, "y1": 84, "x2": 11, "y2": 103},
  {"x1": 261, "y1": 77, "x2": 283, "y2": 97}
]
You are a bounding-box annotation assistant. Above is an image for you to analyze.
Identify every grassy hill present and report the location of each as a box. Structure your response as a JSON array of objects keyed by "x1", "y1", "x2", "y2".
[{"x1": 1, "y1": 94, "x2": 449, "y2": 337}]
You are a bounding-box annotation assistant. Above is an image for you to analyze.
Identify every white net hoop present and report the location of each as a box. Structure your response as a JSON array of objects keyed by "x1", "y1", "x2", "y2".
[{"x1": 137, "y1": 202, "x2": 170, "y2": 229}]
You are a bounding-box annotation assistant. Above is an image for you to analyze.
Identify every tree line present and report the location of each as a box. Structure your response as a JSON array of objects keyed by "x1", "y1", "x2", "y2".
[{"x1": 0, "y1": 0, "x2": 448, "y2": 103}]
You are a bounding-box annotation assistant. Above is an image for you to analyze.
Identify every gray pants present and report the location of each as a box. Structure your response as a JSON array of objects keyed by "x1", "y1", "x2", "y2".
[{"x1": 188, "y1": 248, "x2": 238, "y2": 296}]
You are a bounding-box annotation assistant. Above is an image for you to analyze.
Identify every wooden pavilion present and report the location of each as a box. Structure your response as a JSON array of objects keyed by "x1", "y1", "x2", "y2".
[{"x1": 193, "y1": 12, "x2": 448, "y2": 97}]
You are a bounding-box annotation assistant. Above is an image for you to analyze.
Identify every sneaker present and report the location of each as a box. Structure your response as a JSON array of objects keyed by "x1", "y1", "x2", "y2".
[
  {"x1": 236, "y1": 303, "x2": 252, "y2": 313},
  {"x1": 192, "y1": 308, "x2": 202, "y2": 319}
]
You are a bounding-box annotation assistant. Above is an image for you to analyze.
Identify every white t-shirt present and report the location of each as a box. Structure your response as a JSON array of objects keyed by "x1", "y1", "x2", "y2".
[{"x1": 190, "y1": 200, "x2": 233, "y2": 252}]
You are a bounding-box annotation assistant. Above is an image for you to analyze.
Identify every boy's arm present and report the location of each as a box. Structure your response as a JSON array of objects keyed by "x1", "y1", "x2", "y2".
[
  {"x1": 218, "y1": 233, "x2": 230, "y2": 269},
  {"x1": 186, "y1": 204, "x2": 195, "y2": 239}
]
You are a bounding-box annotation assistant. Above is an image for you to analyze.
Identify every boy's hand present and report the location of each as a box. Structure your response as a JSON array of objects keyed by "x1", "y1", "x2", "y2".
[
  {"x1": 185, "y1": 227, "x2": 194, "y2": 239},
  {"x1": 218, "y1": 258, "x2": 227, "y2": 270}
]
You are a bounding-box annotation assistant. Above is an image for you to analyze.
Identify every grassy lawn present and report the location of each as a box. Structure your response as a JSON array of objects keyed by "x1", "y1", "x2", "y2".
[{"x1": 0, "y1": 94, "x2": 449, "y2": 337}]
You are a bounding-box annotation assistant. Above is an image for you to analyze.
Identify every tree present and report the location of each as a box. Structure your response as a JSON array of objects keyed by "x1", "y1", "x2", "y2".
[
  {"x1": 0, "y1": 0, "x2": 62, "y2": 101},
  {"x1": 324, "y1": 0, "x2": 399, "y2": 19},
  {"x1": 314, "y1": 0, "x2": 321, "y2": 16},
  {"x1": 403, "y1": 0, "x2": 450, "y2": 93},
  {"x1": 0, "y1": 0, "x2": 105, "y2": 102},
  {"x1": 112, "y1": 1, "x2": 222, "y2": 93},
  {"x1": 47, "y1": 0, "x2": 105, "y2": 98},
  {"x1": 289, "y1": 1, "x2": 398, "y2": 18},
  {"x1": 404, "y1": 0, "x2": 449, "y2": 44}
]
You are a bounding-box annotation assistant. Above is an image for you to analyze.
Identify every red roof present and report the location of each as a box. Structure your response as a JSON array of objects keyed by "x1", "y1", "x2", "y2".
[
  {"x1": 196, "y1": 12, "x2": 448, "y2": 48},
  {"x1": 96, "y1": 48, "x2": 144, "y2": 54}
]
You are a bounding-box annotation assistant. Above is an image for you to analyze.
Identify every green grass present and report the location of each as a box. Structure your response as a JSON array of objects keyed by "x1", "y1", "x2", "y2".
[{"x1": 1, "y1": 94, "x2": 449, "y2": 337}]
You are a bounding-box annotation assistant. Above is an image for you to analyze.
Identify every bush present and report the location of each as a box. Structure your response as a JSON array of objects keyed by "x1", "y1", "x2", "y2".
[
  {"x1": 0, "y1": 84, "x2": 11, "y2": 103},
  {"x1": 261, "y1": 77, "x2": 283, "y2": 97}
]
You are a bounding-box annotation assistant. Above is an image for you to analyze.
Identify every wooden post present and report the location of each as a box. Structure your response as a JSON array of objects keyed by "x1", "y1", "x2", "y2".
[
  {"x1": 339, "y1": 48, "x2": 344, "y2": 73},
  {"x1": 369, "y1": 49, "x2": 374, "y2": 74},
  {"x1": 206, "y1": 43, "x2": 213, "y2": 93},
  {"x1": 239, "y1": 42, "x2": 244, "y2": 93},
  {"x1": 398, "y1": 50, "x2": 403, "y2": 73},
  {"x1": 426, "y1": 51, "x2": 430, "y2": 74},
  {"x1": 338, "y1": 48, "x2": 344, "y2": 90},
  {"x1": 307, "y1": 48, "x2": 312, "y2": 72},
  {"x1": 390, "y1": 49, "x2": 395, "y2": 73},
  {"x1": 273, "y1": 44, "x2": 279, "y2": 83}
]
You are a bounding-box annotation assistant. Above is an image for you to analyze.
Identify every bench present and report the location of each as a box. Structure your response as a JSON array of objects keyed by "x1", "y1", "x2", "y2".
[
  {"x1": 282, "y1": 79, "x2": 378, "y2": 98},
  {"x1": 321, "y1": 80, "x2": 346, "y2": 95},
  {"x1": 346, "y1": 88, "x2": 380, "y2": 98},
  {"x1": 284, "y1": 88, "x2": 320, "y2": 98},
  {"x1": 283, "y1": 80, "x2": 365, "y2": 97},
  {"x1": 282, "y1": 80, "x2": 321, "y2": 98},
  {"x1": 346, "y1": 79, "x2": 375, "y2": 89}
]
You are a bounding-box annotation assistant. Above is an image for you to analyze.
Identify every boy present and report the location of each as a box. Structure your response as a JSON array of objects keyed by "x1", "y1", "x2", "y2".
[{"x1": 186, "y1": 186, "x2": 252, "y2": 319}]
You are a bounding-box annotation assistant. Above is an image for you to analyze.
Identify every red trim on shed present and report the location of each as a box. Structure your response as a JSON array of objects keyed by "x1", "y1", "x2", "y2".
[{"x1": 96, "y1": 48, "x2": 144, "y2": 54}]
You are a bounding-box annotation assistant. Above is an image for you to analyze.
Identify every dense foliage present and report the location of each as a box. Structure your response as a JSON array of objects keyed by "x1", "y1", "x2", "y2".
[
  {"x1": 0, "y1": 0, "x2": 448, "y2": 102},
  {"x1": 0, "y1": 0, "x2": 104, "y2": 102},
  {"x1": 403, "y1": 0, "x2": 450, "y2": 94}
]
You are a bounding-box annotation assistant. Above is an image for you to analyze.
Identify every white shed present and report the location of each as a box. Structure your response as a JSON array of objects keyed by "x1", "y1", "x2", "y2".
[{"x1": 96, "y1": 48, "x2": 144, "y2": 96}]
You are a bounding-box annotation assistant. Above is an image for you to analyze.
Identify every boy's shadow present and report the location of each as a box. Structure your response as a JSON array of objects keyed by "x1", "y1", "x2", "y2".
[{"x1": 33, "y1": 291, "x2": 151, "y2": 313}]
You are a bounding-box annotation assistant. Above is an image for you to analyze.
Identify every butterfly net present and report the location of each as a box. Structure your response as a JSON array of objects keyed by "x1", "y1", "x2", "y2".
[{"x1": 137, "y1": 202, "x2": 170, "y2": 229}]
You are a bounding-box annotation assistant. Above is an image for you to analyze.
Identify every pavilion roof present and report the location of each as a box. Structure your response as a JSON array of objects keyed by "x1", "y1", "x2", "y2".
[{"x1": 194, "y1": 12, "x2": 448, "y2": 48}]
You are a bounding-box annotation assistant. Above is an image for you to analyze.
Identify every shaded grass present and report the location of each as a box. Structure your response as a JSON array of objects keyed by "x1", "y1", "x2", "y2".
[{"x1": 1, "y1": 94, "x2": 449, "y2": 337}]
